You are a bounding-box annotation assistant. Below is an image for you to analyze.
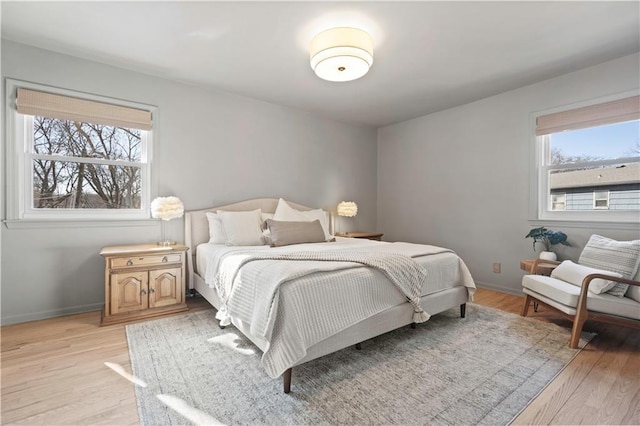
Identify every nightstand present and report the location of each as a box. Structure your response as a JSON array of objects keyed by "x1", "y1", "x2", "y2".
[
  {"x1": 335, "y1": 232, "x2": 384, "y2": 241},
  {"x1": 520, "y1": 259, "x2": 559, "y2": 276},
  {"x1": 100, "y1": 244, "x2": 189, "y2": 325}
]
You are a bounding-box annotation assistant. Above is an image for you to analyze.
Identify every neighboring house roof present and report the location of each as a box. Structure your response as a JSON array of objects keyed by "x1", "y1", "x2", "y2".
[{"x1": 550, "y1": 163, "x2": 640, "y2": 190}]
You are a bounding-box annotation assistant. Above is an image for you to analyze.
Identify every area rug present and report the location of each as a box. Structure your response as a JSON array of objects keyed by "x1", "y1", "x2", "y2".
[{"x1": 126, "y1": 304, "x2": 593, "y2": 425}]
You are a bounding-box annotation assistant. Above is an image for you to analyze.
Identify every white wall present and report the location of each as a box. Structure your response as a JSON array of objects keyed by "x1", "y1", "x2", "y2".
[
  {"x1": 377, "y1": 53, "x2": 640, "y2": 294},
  {"x1": 1, "y1": 40, "x2": 378, "y2": 324}
]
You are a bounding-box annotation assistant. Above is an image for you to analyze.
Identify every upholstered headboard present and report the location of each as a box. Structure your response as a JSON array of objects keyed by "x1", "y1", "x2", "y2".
[{"x1": 184, "y1": 198, "x2": 332, "y2": 288}]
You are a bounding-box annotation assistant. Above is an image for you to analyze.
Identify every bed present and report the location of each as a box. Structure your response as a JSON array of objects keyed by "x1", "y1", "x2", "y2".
[{"x1": 185, "y1": 198, "x2": 476, "y2": 393}]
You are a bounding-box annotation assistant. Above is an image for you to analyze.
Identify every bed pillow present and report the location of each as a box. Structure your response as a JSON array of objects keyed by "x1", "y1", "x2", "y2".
[
  {"x1": 217, "y1": 209, "x2": 264, "y2": 246},
  {"x1": 205, "y1": 212, "x2": 227, "y2": 244},
  {"x1": 273, "y1": 198, "x2": 331, "y2": 240},
  {"x1": 578, "y1": 235, "x2": 640, "y2": 297},
  {"x1": 266, "y1": 219, "x2": 327, "y2": 247},
  {"x1": 550, "y1": 260, "x2": 622, "y2": 294}
]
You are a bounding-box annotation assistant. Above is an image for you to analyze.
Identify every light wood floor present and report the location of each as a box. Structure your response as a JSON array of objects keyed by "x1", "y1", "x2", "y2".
[{"x1": 1, "y1": 288, "x2": 638, "y2": 425}]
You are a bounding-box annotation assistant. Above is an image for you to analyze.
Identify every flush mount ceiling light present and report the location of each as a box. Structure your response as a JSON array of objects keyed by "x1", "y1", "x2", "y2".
[{"x1": 310, "y1": 27, "x2": 373, "y2": 82}]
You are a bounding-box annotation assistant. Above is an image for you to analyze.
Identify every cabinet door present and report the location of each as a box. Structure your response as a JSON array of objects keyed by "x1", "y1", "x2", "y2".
[
  {"x1": 149, "y1": 267, "x2": 182, "y2": 308},
  {"x1": 111, "y1": 271, "x2": 148, "y2": 315}
]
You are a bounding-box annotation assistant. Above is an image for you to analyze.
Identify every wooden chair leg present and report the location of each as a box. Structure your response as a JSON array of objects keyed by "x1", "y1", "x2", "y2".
[
  {"x1": 520, "y1": 294, "x2": 532, "y2": 317},
  {"x1": 283, "y1": 368, "x2": 292, "y2": 393},
  {"x1": 570, "y1": 277, "x2": 593, "y2": 349},
  {"x1": 570, "y1": 312, "x2": 588, "y2": 349}
]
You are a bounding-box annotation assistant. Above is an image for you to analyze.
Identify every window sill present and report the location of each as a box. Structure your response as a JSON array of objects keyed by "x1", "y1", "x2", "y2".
[
  {"x1": 528, "y1": 218, "x2": 640, "y2": 231},
  {"x1": 3, "y1": 219, "x2": 159, "y2": 230}
]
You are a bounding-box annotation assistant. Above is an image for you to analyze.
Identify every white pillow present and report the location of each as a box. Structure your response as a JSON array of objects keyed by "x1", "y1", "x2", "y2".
[
  {"x1": 273, "y1": 198, "x2": 331, "y2": 240},
  {"x1": 205, "y1": 212, "x2": 227, "y2": 244},
  {"x1": 217, "y1": 209, "x2": 264, "y2": 246},
  {"x1": 550, "y1": 260, "x2": 623, "y2": 294}
]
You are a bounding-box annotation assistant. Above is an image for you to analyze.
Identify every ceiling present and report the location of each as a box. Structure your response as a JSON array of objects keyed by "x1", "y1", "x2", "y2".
[{"x1": 2, "y1": 1, "x2": 639, "y2": 128}]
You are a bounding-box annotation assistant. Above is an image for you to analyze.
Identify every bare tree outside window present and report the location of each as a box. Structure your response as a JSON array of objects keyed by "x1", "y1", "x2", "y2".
[{"x1": 32, "y1": 116, "x2": 142, "y2": 209}]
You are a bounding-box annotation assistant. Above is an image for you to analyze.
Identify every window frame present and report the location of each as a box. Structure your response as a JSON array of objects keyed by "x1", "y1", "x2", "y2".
[
  {"x1": 550, "y1": 192, "x2": 566, "y2": 211},
  {"x1": 5, "y1": 79, "x2": 157, "y2": 224},
  {"x1": 593, "y1": 190, "x2": 610, "y2": 210},
  {"x1": 530, "y1": 90, "x2": 640, "y2": 226}
]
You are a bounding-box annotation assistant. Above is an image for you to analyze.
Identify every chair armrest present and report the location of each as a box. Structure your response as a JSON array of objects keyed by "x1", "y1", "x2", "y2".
[
  {"x1": 576, "y1": 274, "x2": 640, "y2": 317},
  {"x1": 531, "y1": 259, "x2": 561, "y2": 275},
  {"x1": 582, "y1": 274, "x2": 640, "y2": 290}
]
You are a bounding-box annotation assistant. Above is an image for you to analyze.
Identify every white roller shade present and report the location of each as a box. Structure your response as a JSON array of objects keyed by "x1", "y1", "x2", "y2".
[
  {"x1": 17, "y1": 88, "x2": 152, "y2": 130},
  {"x1": 536, "y1": 95, "x2": 639, "y2": 136}
]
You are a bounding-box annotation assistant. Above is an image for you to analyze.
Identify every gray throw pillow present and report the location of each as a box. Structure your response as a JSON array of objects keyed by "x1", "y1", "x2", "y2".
[
  {"x1": 266, "y1": 219, "x2": 327, "y2": 247},
  {"x1": 578, "y1": 234, "x2": 640, "y2": 297}
]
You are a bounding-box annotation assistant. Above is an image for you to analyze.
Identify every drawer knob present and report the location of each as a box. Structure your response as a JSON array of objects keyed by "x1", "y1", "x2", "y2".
[
  {"x1": 141, "y1": 289, "x2": 147, "y2": 295},
  {"x1": 127, "y1": 259, "x2": 133, "y2": 266},
  {"x1": 162, "y1": 256, "x2": 168, "y2": 263}
]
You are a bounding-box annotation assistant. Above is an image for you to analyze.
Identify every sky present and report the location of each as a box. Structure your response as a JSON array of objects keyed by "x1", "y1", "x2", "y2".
[{"x1": 550, "y1": 120, "x2": 639, "y2": 160}]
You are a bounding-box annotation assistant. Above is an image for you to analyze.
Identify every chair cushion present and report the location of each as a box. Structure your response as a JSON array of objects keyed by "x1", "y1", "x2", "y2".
[
  {"x1": 626, "y1": 283, "x2": 640, "y2": 303},
  {"x1": 628, "y1": 268, "x2": 640, "y2": 303},
  {"x1": 550, "y1": 260, "x2": 622, "y2": 294},
  {"x1": 579, "y1": 235, "x2": 640, "y2": 297},
  {"x1": 587, "y1": 291, "x2": 640, "y2": 320},
  {"x1": 523, "y1": 275, "x2": 580, "y2": 307},
  {"x1": 523, "y1": 275, "x2": 640, "y2": 320}
]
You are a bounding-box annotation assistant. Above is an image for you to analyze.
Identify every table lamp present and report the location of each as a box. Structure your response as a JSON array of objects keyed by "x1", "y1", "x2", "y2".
[
  {"x1": 337, "y1": 201, "x2": 358, "y2": 235},
  {"x1": 151, "y1": 196, "x2": 184, "y2": 246}
]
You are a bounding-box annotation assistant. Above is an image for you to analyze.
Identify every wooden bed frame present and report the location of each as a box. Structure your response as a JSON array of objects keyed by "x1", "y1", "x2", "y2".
[{"x1": 185, "y1": 198, "x2": 470, "y2": 393}]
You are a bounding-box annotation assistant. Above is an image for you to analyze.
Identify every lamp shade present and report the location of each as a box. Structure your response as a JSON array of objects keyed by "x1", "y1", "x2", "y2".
[
  {"x1": 150, "y1": 196, "x2": 184, "y2": 221},
  {"x1": 337, "y1": 201, "x2": 358, "y2": 217},
  {"x1": 310, "y1": 27, "x2": 373, "y2": 82}
]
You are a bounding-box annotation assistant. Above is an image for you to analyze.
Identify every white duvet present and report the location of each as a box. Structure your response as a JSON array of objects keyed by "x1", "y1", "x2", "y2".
[{"x1": 199, "y1": 237, "x2": 476, "y2": 377}]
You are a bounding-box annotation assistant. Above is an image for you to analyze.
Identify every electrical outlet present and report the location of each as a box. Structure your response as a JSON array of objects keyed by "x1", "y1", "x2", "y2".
[{"x1": 492, "y1": 262, "x2": 501, "y2": 273}]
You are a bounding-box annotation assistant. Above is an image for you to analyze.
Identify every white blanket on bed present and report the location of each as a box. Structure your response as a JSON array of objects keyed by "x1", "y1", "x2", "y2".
[
  {"x1": 207, "y1": 241, "x2": 475, "y2": 377},
  {"x1": 215, "y1": 245, "x2": 447, "y2": 335}
]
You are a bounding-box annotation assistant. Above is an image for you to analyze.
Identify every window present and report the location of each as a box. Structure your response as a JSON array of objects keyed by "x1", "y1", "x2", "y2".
[
  {"x1": 6, "y1": 80, "x2": 155, "y2": 221},
  {"x1": 535, "y1": 94, "x2": 640, "y2": 223},
  {"x1": 593, "y1": 191, "x2": 609, "y2": 209}
]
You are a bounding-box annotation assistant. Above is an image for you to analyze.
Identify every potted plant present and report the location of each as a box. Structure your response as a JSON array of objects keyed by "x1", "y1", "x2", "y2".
[{"x1": 525, "y1": 226, "x2": 570, "y2": 260}]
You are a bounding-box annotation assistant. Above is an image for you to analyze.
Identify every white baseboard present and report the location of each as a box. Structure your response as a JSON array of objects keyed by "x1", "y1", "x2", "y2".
[
  {"x1": 474, "y1": 281, "x2": 524, "y2": 297},
  {"x1": 1, "y1": 302, "x2": 104, "y2": 326}
]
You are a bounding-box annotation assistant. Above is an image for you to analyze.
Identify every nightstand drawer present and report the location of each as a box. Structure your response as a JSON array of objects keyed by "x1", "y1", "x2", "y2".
[{"x1": 110, "y1": 253, "x2": 182, "y2": 269}]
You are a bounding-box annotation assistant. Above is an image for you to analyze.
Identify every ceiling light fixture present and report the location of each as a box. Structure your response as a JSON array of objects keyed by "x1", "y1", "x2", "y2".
[{"x1": 310, "y1": 27, "x2": 373, "y2": 82}]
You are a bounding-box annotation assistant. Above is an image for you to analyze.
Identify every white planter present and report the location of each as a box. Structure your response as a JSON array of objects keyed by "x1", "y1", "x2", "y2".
[{"x1": 539, "y1": 251, "x2": 557, "y2": 261}]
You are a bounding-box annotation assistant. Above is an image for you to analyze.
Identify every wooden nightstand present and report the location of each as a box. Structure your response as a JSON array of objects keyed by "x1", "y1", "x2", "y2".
[
  {"x1": 520, "y1": 259, "x2": 559, "y2": 276},
  {"x1": 336, "y1": 232, "x2": 384, "y2": 241},
  {"x1": 100, "y1": 244, "x2": 189, "y2": 325}
]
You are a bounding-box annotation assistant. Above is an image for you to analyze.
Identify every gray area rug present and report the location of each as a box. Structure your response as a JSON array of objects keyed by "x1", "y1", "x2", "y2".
[{"x1": 126, "y1": 303, "x2": 592, "y2": 425}]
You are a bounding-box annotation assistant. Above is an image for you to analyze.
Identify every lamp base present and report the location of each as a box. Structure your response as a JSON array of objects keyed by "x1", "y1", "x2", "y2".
[{"x1": 157, "y1": 241, "x2": 177, "y2": 246}]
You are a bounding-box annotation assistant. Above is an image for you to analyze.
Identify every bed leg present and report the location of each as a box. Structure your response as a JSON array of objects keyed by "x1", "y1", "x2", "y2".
[
  {"x1": 283, "y1": 368, "x2": 292, "y2": 394},
  {"x1": 410, "y1": 323, "x2": 416, "y2": 329},
  {"x1": 355, "y1": 343, "x2": 362, "y2": 350},
  {"x1": 460, "y1": 303, "x2": 466, "y2": 318}
]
